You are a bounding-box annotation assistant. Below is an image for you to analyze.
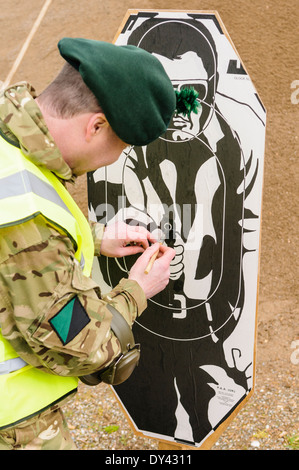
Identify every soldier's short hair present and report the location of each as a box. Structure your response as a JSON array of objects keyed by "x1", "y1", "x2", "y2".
[{"x1": 37, "y1": 62, "x2": 102, "y2": 118}]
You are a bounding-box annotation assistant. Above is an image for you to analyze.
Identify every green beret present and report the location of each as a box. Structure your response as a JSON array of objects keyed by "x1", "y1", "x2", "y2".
[{"x1": 57, "y1": 37, "x2": 176, "y2": 146}]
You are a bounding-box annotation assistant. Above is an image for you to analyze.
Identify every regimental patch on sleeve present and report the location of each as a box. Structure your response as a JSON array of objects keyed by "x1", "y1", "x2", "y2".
[{"x1": 49, "y1": 296, "x2": 90, "y2": 345}]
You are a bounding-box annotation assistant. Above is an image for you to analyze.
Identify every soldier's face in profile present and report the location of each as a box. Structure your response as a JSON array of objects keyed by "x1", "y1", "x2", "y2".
[{"x1": 154, "y1": 51, "x2": 208, "y2": 141}]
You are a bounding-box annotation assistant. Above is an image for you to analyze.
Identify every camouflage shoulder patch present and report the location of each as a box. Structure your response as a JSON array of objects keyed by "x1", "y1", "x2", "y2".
[{"x1": 49, "y1": 296, "x2": 90, "y2": 345}]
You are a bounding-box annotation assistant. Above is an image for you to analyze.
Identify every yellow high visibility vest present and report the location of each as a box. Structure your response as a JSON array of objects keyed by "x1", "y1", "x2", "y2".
[{"x1": 0, "y1": 133, "x2": 94, "y2": 429}]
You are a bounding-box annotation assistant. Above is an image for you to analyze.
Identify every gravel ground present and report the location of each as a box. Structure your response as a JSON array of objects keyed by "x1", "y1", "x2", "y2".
[
  {"x1": 64, "y1": 382, "x2": 158, "y2": 451},
  {"x1": 64, "y1": 362, "x2": 298, "y2": 451}
]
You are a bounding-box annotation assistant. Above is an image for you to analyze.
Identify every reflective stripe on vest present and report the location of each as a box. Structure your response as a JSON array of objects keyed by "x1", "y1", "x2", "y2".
[
  {"x1": 0, "y1": 326, "x2": 28, "y2": 375},
  {"x1": 0, "y1": 329, "x2": 78, "y2": 430},
  {"x1": 0, "y1": 135, "x2": 95, "y2": 428},
  {"x1": 0, "y1": 357, "x2": 27, "y2": 375}
]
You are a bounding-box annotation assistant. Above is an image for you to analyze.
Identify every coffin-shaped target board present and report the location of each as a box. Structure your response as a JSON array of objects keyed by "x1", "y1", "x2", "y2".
[{"x1": 88, "y1": 10, "x2": 266, "y2": 449}]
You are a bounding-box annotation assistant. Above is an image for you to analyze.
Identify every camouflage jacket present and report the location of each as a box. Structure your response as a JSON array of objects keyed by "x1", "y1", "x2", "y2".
[{"x1": 0, "y1": 82, "x2": 147, "y2": 377}]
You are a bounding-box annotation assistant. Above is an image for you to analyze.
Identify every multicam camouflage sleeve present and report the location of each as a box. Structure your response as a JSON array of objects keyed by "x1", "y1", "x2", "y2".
[
  {"x1": 0, "y1": 215, "x2": 147, "y2": 378},
  {"x1": 89, "y1": 220, "x2": 105, "y2": 257}
]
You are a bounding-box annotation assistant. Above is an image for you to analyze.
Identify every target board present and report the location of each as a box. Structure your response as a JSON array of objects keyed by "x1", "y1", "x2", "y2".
[{"x1": 88, "y1": 10, "x2": 266, "y2": 449}]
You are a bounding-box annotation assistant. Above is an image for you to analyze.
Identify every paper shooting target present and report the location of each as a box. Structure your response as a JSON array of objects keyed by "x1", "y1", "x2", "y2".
[{"x1": 88, "y1": 10, "x2": 266, "y2": 449}]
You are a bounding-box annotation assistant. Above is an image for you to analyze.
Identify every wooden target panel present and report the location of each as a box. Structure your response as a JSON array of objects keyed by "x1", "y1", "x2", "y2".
[{"x1": 88, "y1": 10, "x2": 266, "y2": 449}]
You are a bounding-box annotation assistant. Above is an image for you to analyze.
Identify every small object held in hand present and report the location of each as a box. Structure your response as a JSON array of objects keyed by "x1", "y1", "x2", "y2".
[{"x1": 144, "y1": 244, "x2": 161, "y2": 274}]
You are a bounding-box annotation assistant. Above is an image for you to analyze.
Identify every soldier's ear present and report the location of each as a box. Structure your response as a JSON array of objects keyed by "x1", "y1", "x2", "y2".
[{"x1": 85, "y1": 113, "x2": 109, "y2": 142}]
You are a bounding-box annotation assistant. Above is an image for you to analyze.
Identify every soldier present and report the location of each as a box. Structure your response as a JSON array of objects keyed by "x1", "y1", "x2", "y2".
[{"x1": 0, "y1": 38, "x2": 176, "y2": 450}]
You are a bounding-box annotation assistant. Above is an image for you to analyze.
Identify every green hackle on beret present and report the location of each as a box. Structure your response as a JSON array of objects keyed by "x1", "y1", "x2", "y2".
[
  {"x1": 58, "y1": 37, "x2": 176, "y2": 146},
  {"x1": 175, "y1": 87, "x2": 201, "y2": 117}
]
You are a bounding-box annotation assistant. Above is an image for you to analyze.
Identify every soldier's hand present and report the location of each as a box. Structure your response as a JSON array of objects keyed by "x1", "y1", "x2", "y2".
[
  {"x1": 129, "y1": 243, "x2": 175, "y2": 299},
  {"x1": 100, "y1": 221, "x2": 156, "y2": 257}
]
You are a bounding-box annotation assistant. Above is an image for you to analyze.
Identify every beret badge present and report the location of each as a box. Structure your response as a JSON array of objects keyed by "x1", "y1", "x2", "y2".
[{"x1": 175, "y1": 87, "x2": 201, "y2": 117}]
